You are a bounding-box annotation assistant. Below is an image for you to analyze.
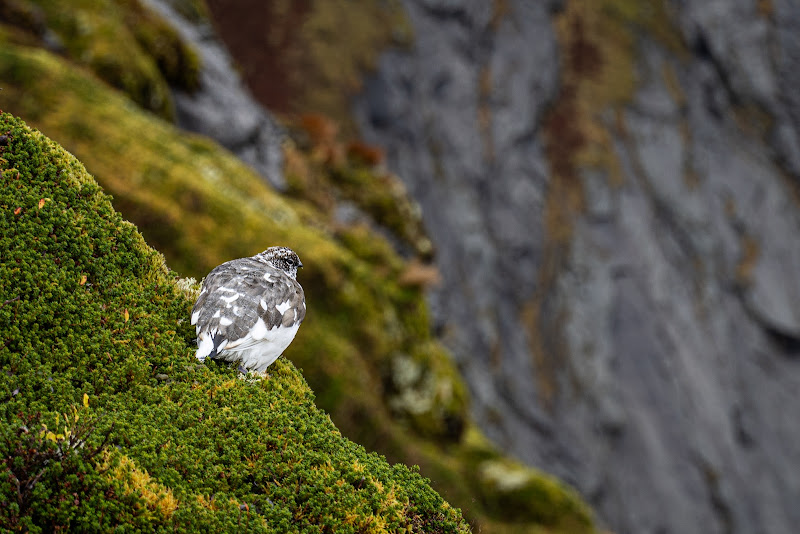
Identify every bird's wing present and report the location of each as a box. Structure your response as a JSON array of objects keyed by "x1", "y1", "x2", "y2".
[{"x1": 191, "y1": 258, "x2": 305, "y2": 356}]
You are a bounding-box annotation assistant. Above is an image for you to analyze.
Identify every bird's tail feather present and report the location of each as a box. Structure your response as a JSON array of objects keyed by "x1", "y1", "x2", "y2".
[{"x1": 196, "y1": 331, "x2": 227, "y2": 362}]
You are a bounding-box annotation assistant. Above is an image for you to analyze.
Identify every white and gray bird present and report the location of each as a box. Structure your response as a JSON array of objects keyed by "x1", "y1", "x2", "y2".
[{"x1": 191, "y1": 246, "x2": 305, "y2": 373}]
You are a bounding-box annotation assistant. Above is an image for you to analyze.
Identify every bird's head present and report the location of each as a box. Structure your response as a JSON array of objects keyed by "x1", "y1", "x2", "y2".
[{"x1": 254, "y1": 246, "x2": 303, "y2": 279}]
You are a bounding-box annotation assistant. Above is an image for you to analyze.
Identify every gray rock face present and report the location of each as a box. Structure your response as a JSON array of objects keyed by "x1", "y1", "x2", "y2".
[
  {"x1": 143, "y1": 0, "x2": 286, "y2": 189},
  {"x1": 354, "y1": 1, "x2": 800, "y2": 533}
]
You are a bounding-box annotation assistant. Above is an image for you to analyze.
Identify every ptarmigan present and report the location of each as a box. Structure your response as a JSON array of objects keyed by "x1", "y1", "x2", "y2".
[{"x1": 191, "y1": 246, "x2": 305, "y2": 373}]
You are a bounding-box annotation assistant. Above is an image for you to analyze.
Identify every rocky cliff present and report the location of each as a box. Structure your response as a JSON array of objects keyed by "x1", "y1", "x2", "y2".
[
  {"x1": 0, "y1": 111, "x2": 470, "y2": 532},
  {"x1": 352, "y1": 1, "x2": 800, "y2": 533}
]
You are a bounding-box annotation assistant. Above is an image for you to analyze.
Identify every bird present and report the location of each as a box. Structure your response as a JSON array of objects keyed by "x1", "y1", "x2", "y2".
[{"x1": 190, "y1": 246, "x2": 305, "y2": 373}]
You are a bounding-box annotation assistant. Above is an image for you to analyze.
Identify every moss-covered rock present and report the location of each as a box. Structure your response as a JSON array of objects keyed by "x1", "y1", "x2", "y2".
[
  {"x1": 284, "y1": 114, "x2": 433, "y2": 259},
  {"x1": 0, "y1": 111, "x2": 470, "y2": 532},
  {"x1": 0, "y1": 0, "x2": 199, "y2": 119},
  {"x1": 460, "y1": 429, "x2": 593, "y2": 530}
]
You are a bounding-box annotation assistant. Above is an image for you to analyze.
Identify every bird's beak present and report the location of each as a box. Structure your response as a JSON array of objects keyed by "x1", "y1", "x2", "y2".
[{"x1": 298, "y1": 261, "x2": 304, "y2": 268}]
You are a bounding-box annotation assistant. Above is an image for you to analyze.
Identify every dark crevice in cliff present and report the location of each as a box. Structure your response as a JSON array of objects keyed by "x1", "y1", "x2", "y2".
[
  {"x1": 412, "y1": 1, "x2": 477, "y2": 30},
  {"x1": 763, "y1": 324, "x2": 800, "y2": 356}
]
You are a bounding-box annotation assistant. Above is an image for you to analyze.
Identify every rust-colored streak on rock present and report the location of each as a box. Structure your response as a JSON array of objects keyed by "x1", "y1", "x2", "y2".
[{"x1": 205, "y1": 0, "x2": 312, "y2": 114}]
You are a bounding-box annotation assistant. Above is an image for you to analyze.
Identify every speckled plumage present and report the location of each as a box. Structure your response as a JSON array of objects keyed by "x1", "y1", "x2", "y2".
[{"x1": 191, "y1": 246, "x2": 305, "y2": 372}]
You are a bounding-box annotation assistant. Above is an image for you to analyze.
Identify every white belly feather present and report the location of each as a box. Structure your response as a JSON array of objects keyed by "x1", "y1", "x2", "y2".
[{"x1": 196, "y1": 322, "x2": 300, "y2": 372}]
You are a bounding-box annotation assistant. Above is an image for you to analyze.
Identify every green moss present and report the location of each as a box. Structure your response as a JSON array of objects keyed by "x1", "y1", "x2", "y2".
[
  {"x1": 456, "y1": 427, "x2": 594, "y2": 532},
  {"x1": 0, "y1": 0, "x2": 200, "y2": 119},
  {"x1": 331, "y1": 165, "x2": 432, "y2": 258},
  {"x1": 123, "y1": 0, "x2": 201, "y2": 93},
  {"x1": 385, "y1": 342, "x2": 467, "y2": 441},
  {"x1": 161, "y1": 0, "x2": 211, "y2": 26},
  {"x1": 283, "y1": 123, "x2": 432, "y2": 259},
  {"x1": 0, "y1": 111, "x2": 469, "y2": 532}
]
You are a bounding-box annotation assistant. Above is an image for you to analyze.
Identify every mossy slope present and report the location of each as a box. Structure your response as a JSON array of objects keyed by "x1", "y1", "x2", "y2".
[
  {"x1": 0, "y1": 111, "x2": 469, "y2": 532},
  {"x1": 0, "y1": 40, "x2": 468, "y2": 446},
  {"x1": 0, "y1": 7, "x2": 598, "y2": 530}
]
